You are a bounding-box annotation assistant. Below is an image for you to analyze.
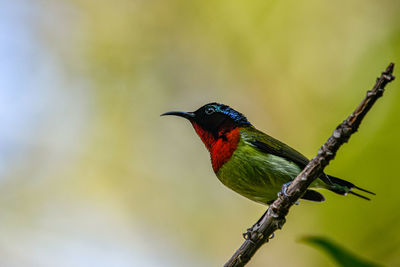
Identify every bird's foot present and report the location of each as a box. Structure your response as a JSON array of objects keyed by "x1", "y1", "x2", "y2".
[{"x1": 277, "y1": 182, "x2": 292, "y2": 198}]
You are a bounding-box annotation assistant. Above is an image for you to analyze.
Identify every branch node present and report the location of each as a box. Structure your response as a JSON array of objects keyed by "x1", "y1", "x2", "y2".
[
  {"x1": 267, "y1": 205, "x2": 279, "y2": 218},
  {"x1": 267, "y1": 210, "x2": 278, "y2": 218},
  {"x1": 257, "y1": 233, "x2": 264, "y2": 241},
  {"x1": 242, "y1": 231, "x2": 250, "y2": 240},
  {"x1": 382, "y1": 74, "x2": 394, "y2": 81},
  {"x1": 269, "y1": 233, "x2": 275, "y2": 239},
  {"x1": 276, "y1": 218, "x2": 286, "y2": 229},
  {"x1": 333, "y1": 129, "x2": 341, "y2": 138}
]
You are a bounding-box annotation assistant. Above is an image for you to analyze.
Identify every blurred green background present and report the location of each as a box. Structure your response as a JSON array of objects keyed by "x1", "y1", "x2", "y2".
[{"x1": 1, "y1": 0, "x2": 399, "y2": 266}]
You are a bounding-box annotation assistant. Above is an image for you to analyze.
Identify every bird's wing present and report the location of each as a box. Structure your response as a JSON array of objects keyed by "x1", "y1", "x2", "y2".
[
  {"x1": 241, "y1": 126, "x2": 309, "y2": 168},
  {"x1": 241, "y1": 126, "x2": 333, "y2": 185}
]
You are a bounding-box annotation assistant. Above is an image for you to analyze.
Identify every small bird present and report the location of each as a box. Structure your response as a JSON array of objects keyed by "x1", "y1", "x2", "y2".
[{"x1": 162, "y1": 103, "x2": 374, "y2": 205}]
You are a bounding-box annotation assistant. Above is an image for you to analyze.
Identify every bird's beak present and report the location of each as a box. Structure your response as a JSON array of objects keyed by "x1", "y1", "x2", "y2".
[{"x1": 161, "y1": 111, "x2": 196, "y2": 120}]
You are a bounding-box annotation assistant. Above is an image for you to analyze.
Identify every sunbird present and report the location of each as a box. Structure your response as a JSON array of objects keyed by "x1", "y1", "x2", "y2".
[{"x1": 162, "y1": 103, "x2": 374, "y2": 204}]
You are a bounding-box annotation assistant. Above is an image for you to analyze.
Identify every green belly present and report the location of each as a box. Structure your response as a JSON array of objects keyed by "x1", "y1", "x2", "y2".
[{"x1": 216, "y1": 141, "x2": 304, "y2": 205}]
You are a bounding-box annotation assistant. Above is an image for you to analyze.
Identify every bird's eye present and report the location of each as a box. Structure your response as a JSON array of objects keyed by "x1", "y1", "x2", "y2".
[{"x1": 205, "y1": 107, "x2": 216, "y2": 115}]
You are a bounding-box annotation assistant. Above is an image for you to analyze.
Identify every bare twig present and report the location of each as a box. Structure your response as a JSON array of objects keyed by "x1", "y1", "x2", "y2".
[{"x1": 224, "y1": 63, "x2": 395, "y2": 267}]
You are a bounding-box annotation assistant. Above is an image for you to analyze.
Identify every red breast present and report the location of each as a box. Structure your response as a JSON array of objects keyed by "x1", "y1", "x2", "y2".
[{"x1": 191, "y1": 122, "x2": 241, "y2": 172}]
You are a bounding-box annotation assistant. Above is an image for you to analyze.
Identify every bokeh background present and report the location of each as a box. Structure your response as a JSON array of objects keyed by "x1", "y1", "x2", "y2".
[{"x1": 1, "y1": 0, "x2": 400, "y2": 266}]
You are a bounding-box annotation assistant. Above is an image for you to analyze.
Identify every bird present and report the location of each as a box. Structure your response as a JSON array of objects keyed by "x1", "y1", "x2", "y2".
[{"x1": 161, "y1": 103, "x2": 374, "y2": 205}]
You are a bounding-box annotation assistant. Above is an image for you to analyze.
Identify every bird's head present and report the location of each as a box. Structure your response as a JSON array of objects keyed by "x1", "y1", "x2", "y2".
[{"x1": 162, "y1": 103, "x2": 251, "y2": 148}]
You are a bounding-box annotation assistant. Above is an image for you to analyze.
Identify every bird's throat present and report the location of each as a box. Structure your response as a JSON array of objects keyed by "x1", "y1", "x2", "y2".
[{"x1": 191, "y1": 123, "x2": 241, "y2": 172}]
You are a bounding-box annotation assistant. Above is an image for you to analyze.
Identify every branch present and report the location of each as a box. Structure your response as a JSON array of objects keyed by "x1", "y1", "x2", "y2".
[{"x1": 224, "y1": 63, "x2": 395, "y2": 267}]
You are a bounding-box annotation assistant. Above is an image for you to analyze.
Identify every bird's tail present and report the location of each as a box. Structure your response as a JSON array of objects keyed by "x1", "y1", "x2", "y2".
[{"x1": 326, "y1": 175, "x2": 375, "y2": 200}]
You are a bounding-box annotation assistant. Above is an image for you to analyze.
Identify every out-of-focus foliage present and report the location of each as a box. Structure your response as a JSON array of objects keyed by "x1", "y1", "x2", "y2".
[
  {"x1": 1, "y1": 0, "x2": 399, "y2": 266},
  {"x1": 302, "y1": 236, "x2": 382, "y2": 267}
]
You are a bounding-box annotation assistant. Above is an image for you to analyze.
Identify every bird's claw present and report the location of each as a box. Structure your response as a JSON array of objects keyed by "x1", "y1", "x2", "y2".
[{"x1": 278, "y1": 182, "x2": 292, "y2": 198}]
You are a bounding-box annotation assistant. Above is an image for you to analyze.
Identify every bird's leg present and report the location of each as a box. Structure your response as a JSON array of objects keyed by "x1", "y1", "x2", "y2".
[
  {"x1": 278, "y1": 182, "x2": 292, "y2": 197},
  {"x1": 278, "y1": 182, "x2": 300, "y2": 205}
]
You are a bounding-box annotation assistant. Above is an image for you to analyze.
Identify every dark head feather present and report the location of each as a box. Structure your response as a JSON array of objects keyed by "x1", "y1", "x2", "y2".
[{"x1": 192, "y1": 103, "x2": 251, "y2": 138}]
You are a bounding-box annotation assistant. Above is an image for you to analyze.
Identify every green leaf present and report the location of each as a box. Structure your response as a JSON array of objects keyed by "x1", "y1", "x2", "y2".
[{"x1": 301, "y1": 236, "x2": 383, "y2": 267}]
